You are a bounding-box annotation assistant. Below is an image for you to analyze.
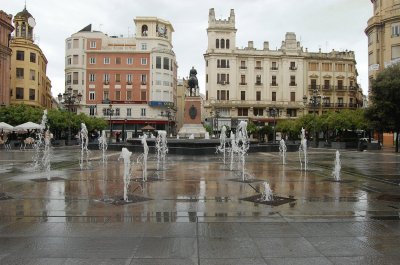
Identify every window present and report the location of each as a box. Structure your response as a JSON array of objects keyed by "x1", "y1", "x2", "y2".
[
  {"x1": 115, "y1": 74, "x2": 121, "y2": 83},
  {"x1": 89, "y1": 57, "x2": 96, "y2": 64},
  {"x1": 126, "y1": 74, "x2": 132, "y2": 83},
  {"x1": 30, "y1": 69, "x2": 35, "y2": 80},
  {"x1": 256, "y1": 75, "x2": 261, "y2": 85},
  {"x1": 141, "y1": 58, "x2": 147, "y2": 65},
  {"x1": 221, "y1": 39, "x2": 225, "y2": 49},
  {"x1": 141, "y1": 43, "x2": 147, "y2": 50},
  {"x1": 156, "y1": 56, "x2": 162, "y2": 69},
  {"x1": 309, "y1": 62, "x2": 318, "y2": 71},
  {"x1": 141, "y1": 74, "x2": 147, "y2": 84},
  {"x1": 16, "y1": 50, "x2": 24, "y2": 61},
  {"x1": 287, "y1": 109, "x2": 297, "y2": 117},
  {"x1": 16, "y1": 87, "x2": 24, "y2": 99},
  {"x1": 141, "y1": 108, "x2": 146, "y2": 116},
  {"x1": 271, "y1": 61, "x2": 278, "y2": 70},
  {"x1": 391, "y1": 45, "x2": 400, "y2": 59},
  {"x1": 271, "y1": 75, "x2": 277, "y2": 86},
  {"x1": 338, "y1": 97, "x2": 344, "y2": 107},
  {"x1": 237, "y1": 108, "x2": 248, "y2": 116},
  {"x1": 29, "y1": 88, "x2": 35, "y2": 100},
  {"x1": 73, "y1": 39, "x2": 79, "y2": 48},
  {"x1": 16, "y1": 68, "x2": 24, "y2": 79},
  {"x1": 337, "y1": 80, "x2": 344, "y2": 90},
  {"x1": 241, "y1": 91, "x2": 246, "y2": 100},
  {"x1": 103, "y1": 73, "x2": 110, "y2": 83},
  {"x1": 254, "y1": 108, "x2": 263, "y2": 116},
  {"x1": 392, "y1": 23, "x2": 400, "y2": 37},
  {"x1": 103, "y1": 91, "x2": 109, "y2": 100},
  {"x1": 290, "y1": 61, "x2": 296, "y2": 70},
  {"x1": 67, "y1": 57, "x2": 72, "y2": 65},
  {"x1": 73, "y1": 55, "x2": 78, "y2": 64},
  {"x1": 240, "y1": 75, "x2": 246, "y2": 85},
  {"x1": 90, "y1": 41, "x2": 96, "y2": 48},
  {"x1": 73, "y1": 72, "x2": 79, "y2": 84},
  {"x1": 310, "y1": 79, "x2": 317, "y2": 89},
  {"x1": 290, "y1": 92, "x2": 295, "y2": 102},
  {"x1": 115, "y1": 90, "x2": 121, "y2": 100},
  {"x1": 66, "y1": 74, "x2": 72, "y2": 84},
  {"x1": 127, "y1": 58, "x2": 133, "y2": 64},
  {"x1": 127, "y1": 108, "x2": 132, "y2": 116},
  {"x1": 323, "y1": 97, "x2": 330, "y2": 107},
  {"x1": 206, "y1": 74, "x2": 208, "y2": 83},
  {"x1": 322, "y1": 63, "x2": 332, "y2": 71},
  {"x1": 30, "y1": 53, "x2": 36, "y2": 63},
  {"x1": 290, "y1": 75, "x2": 296, "y2": 86},
  {"x1": 336, "y1": 63, "x2": 345, "y2": 72},
  {"x1": 116, "y1": 57, "x2": 121, "y2": 64},
  {"x1": 89, "y1": 91, "x2": 95, "y2": 100},
  {"x1": 127, "y1": 91, "x2": 132, "y2": 100},
  {"x1": 67, "y1": 41, "x2": 72, "y2": 49},
  {"x1": 217, "y1": 90, "x2": 229, "y2": 100},
  {"x1": 240, "y1": 61, "x2": 246, "y2": 69},
  {"x1": 226, "y1": 39, "x2": 230, "y2": 49},
  {"x1": 324, "y1": 80, "x2": 330, "y2": 89},
  {"x1": 256, "y1": 91, "x2": 261, "y2": 101},
  {"x1": 141, "y1": 25, "x2": 148, "y2": 36},
  {"x1": 115, "y1": 108, "x2": 120, "y2": 116},
  {"x1": 163, "y1": 57, "x2": 169, "y2": 70},
  {"x1": 255, "y1": 61, "x2": 262, "y2": 69},
  {"x1": 89, "y1": 107, "x2": 95, "y2": 116},
  {"x1": 89, "y1": 73, "x2": 95, "y2": 82},
  {"x1": 104, "y1": 57, "x2": 110, "y2": 64},
  {"x1": 272, "y1": 92, "x2": 276, "y2": 101},
  {"x1": 216, "y1": 39, "x2": 219, "y2": 49},
  {"x1": 141, "y1": 91, "x2": 146, "y2": 100},
  {"x1": 217, "y1": 73, "x2": 229, "y2": 84}
]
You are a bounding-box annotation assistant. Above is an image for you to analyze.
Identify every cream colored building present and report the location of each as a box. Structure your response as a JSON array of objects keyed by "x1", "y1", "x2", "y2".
[
  {"x1": 365, "y1": 0, "x2": 400, "y2": 90},
  {"x1": 204, "y1": 9, "x2": 363, "y2": 131},
  {"x1": 0, "y1": 10, "x2": 13, "y2": 106},
  {"x1": 10, "y1": 6, "x2": 52, "y2": 108}
]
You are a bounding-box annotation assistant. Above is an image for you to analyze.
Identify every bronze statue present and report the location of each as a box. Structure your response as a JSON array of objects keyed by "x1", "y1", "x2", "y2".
[{"x1": 187, "y1": 67, "x2": 198, "y2": 97}]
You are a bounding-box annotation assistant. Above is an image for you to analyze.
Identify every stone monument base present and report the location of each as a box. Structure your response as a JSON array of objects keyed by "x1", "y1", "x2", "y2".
[{"x1": 178, "y1": 124, "x2": 207, "y2": 138}]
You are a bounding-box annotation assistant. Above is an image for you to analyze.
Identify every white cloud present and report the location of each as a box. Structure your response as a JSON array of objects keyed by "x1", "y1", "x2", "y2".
[{"x1": 3, "y1": 0, "x2": 371, "y2": 96}]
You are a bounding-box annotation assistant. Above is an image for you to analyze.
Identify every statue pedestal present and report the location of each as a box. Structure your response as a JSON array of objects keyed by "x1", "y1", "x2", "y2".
[{"x1": 178, "y1": 96, "x2": 207, "y2": 138}]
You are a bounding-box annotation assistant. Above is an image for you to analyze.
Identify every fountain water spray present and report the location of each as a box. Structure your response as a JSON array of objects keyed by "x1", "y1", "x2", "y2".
[
  {"x1": 229, "y1": 133, "x2": 237, "y2": 171},
  {"x1": 217, "y1": 125, "x2": 227, "y2": 164},
  {"x1": 261, "y1": 181, "x2": 274, "y2": 202},
  {"x1": 298, "y1": 127, "x2": 308, "y2": 171},
  {"x1": 33, "y1": 109, "x2": 53, "y2": 180},
  {"x1": 156, "y1": 130, "x2": 168, "y2": 170},
  {"x1": 236, "y1": 121, "x2": 249, "y2": 181},
  {"x1": 98, "y1": 130, "x2": 108, "y2": 163},
  {"x1": 332, "y1": 150, "x2": 341, "y2": 181},
  {"x1": 279, "y1": 139, "x2": 287, "y2": 165},
  {"x1": 79, "y1": 123, "x2": 90, "y2": 170},
  {"x1": 137, "y1": 134, "x2": 149, "y2": 181},
  {"x1": 119, "y1": 148, "x2": 132, "y2": 201}
]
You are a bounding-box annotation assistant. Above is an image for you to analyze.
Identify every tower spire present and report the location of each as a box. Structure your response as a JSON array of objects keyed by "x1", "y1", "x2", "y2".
[{"x1": 24, "y1": 0, "x2": 27, "y2": 9}]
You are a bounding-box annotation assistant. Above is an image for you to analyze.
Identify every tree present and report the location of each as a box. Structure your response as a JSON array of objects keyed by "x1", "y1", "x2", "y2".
[{"x1": 366, "y1": 63, "x2": 400, "y2": 152}]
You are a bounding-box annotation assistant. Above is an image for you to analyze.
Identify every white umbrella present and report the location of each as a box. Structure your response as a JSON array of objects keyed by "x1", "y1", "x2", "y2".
[
  {"x1": 14, "y1": 121, "x2": 43, "y2": 131},
  {"x1": 0, "y1": 122, "x2": 14, "y2": 131}
]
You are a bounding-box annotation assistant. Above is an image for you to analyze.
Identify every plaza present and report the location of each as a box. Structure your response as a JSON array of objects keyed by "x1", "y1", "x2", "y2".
[{"x1": 0, "y1": 146, "x2": 399, "y2": 265}]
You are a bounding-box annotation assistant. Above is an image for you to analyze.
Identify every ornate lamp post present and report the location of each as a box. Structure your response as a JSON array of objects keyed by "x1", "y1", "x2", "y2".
[
  {"x1": 107, "y1": 103, "x2": 114, "y2": 144},
  {"x1": 303, "y1": 87, "x2": 322, "y2": 147},
  {"x1": 57, "y1": 86, "x2": 82, "y2": 145},
  {"x1": 270, "y1": 107, "x2": 277, "y2": 143}
]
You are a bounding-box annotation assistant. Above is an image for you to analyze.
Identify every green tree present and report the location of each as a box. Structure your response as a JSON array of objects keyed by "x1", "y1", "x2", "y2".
[
  {"x1": 0, "y1": 104, "x2": 43, "y2": 125},
  {"x1": 366, "y1": 63, "x2": 400, "y2": 152}
]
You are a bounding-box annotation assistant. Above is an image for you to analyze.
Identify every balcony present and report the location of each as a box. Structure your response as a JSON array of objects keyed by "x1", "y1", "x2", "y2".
[
  {"x1": 289, "y1": 66, "x2": 297, "y2": 70},
  {"x1": 127, "y1": 81, "x2": 132, "y2": 85},
  {"x1": 348, "y1": 86, "x2": 356, "y2": 91},
  {"x1": 217, "y1": 81, "x2": 229, "y2": 85},
  {"x1": 335, "y1": 103, "x2": 346, "y2": 108},
  {"x1": 322, "y1": 103, "x2": 334, "y2": 108},
  {"x1": 270, "y1": 67, "x2": 278, "y2": 70},
  {"x1": 239, "y1": 82, "x2": 247, "y2": 85},
  {"x1": 141, "y1": 81, "x2": 147, "y2": 85},
  {"x1": 103, "y1": 80, "x2": 109, "y2": 85},
  {"x1": 255, "y1": 66, "x2": 262, "y2": 70},
  {"x1": 271, "y1": 82, "x2": 278, "y2": 86},
  {"x1": 335, "y1": 86, "x2": 347, "y2": 91},
  {"x1": 308, "y1": 85, "x2": 320, "y2": 90},
  {"x1": 255, "y1": 82, "x2": 263, "y2": 86},
  {"x1": 322, "y1": 85, "x2": 332, "y2": 90},
  {"x1": 239, "y1": 66, "x2": 247, "y2": 69},
  {"x1": 289, "y1": 82, "x2": 297, "y2": 86}
]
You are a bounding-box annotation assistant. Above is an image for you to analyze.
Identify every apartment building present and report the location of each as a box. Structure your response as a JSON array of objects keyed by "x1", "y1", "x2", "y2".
[{"x1": 204, "y1": 9, "x2": 363, "y2": 131}]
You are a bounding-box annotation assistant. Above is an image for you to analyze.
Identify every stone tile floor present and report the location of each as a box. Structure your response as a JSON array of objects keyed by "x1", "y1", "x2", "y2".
[{"x1": 0, "y1": 147, "x2": 399, "y2": 264}]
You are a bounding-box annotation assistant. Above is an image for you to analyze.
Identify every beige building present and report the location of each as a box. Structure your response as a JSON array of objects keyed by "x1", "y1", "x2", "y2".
[
  {"x1": 365, "y1": 0, "x2": 400, "y2": 146},
  {"x1": 204, "y1": 8, "x2": 363, "y2": 131},
  {"x1": 9, "y1": 6, "x2": 52, "y2": 108},
  {"x1": 0, "y1": 10, "x2": 13, "y2": 106}
]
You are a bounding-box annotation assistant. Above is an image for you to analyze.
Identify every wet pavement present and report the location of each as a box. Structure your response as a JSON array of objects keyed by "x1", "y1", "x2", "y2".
[{"x1": 0, "y1": 146, "x2": 399, "y2": 264}]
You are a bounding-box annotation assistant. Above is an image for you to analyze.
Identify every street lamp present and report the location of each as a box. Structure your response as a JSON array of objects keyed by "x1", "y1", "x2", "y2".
[
  {"x1": 269, "y1": 107, "x2": 277, "y2": 143},
  {"x1": 303, "y1": 87, "x2": 322, "y2": 147},
  {"x1": 107, "y1": 103, "x2": 114, "y2": 144},
  {"x1": 57, "y1": 86, "x2": 82, "y2": 145}
]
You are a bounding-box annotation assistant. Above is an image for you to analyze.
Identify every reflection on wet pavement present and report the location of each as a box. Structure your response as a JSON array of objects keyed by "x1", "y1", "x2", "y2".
[{"x1": 0, "y1": 147, "x2": 399, "y2": 264}]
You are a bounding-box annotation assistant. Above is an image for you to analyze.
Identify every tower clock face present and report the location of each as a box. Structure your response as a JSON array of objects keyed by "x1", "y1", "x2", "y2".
[{"x1": 28, "y1": 17, "x2": 36, "y2": 27}]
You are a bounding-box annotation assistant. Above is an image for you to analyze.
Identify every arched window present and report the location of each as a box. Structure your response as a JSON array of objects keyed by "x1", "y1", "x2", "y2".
[
  {"x1": 221, "y1": 39, "x2": 225, "y2": 49},
  {"x1": 21, "y1": 22, "x2": 26, "y2": 37},
  {"x1": 226, "y1": 39, "x2": 230, "y2": 49},
  {"x1": 141, "y1": 25, "x2": 148, "y2": 36},
  {"x1": 15, "y1": 23, "x2": 20, "y2": 37},
  {"x1": 216, "y1": 39, "x2": 219, "y2": 49}
]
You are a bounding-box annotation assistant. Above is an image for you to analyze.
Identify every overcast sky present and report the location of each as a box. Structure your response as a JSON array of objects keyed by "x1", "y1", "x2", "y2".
[{"x1": 3, "y1": 0, "x2": 371, "y2": 97}]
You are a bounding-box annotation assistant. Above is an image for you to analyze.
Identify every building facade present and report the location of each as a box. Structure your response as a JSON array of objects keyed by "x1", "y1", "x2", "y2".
[
  {"x1": 365, "y1": 0, "x2": 400, "y2": 146},
  {"x1": 204, "y1": 9, "x2": 363, "y2": 132},
  {"x1": 0, "y1": 11, "x2": 13, "y2": 106},
  {"x1": 9, "y1": 7, "x2": 52, "y2": 108},
  {"x1": 64, "y1": 17, "x2": 177, "y2": 139}
]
